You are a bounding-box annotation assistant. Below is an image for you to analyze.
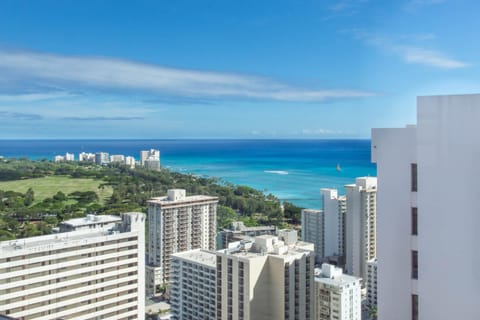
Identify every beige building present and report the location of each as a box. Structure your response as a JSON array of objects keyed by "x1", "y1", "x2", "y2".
[
  {"x1": 216, "y1": 231, "x2": 315, "y2": 320},
  {"x1": 146, "y1": 189, "x2": 218, "y2": 294},
  {"x1": 0, "y1": 212, "x2": 145, "y2": 320}
]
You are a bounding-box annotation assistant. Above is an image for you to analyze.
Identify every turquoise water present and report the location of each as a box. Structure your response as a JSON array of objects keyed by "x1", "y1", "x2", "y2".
[{"x1": 0, "y1": 139, "x2": 376, "y2": 209}]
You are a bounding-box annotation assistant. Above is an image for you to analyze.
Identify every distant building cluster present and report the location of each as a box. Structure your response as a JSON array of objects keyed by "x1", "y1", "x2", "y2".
[
  {"x1": 3, "y1": 94, "x2": 480, "y2": 320},
  {"x1": 54, "y1": 148, "x2": 161, "y2": 171},
  {"x1": 54, "y1": 152, "x2": 74, "y2": 162}
]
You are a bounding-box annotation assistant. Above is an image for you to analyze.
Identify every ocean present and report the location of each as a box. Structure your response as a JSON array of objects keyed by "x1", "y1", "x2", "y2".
[{"x1": 0, "y1": 139, "x2": 376, "y2": 209}]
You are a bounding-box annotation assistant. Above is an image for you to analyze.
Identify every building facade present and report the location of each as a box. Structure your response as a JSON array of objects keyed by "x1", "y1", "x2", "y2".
[
  {"x1": 146, "y1": 189, "x2": 218, "y2": 294},
  {"x1": 321, "y1": 189, "x2": 347, "y2": 259},
  {"x1": 170, "y1": 249, "x2": 217, "y2": 320},
  {"x1": 372, "y1": 94, "x2": 480, "y2": 320},
  {"x1": 140, "y1": 149, "x2": 160, "y2": 167},
  {"x1": 216, "y1": 231, "x2": 315, "y2": 320},
  {"x1": 366, "y1": 258, "x2": 377, "y2": 310},
  {"x1": 0, "y1": 212, "x2": 145, "y2": 320},
  {"x1": 95, "y1": 152, "x2": 109, "y2": 165},
  {"x1": 314, "y1": 263, "x2": 362, "y2": 320},
  {"x1": 345, "y1": 177, "x2": 377, "y2": 280},
  {"x1": 301, "y1": 209, "x2": 324, "y2": 261}
]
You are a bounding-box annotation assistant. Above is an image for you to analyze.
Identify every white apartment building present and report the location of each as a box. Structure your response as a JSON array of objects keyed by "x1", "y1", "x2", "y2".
[
  {"x1": 144, "y1": 158, "x2": 161, "y2": 171},
  {"x1": 146, "y1": 189, "x2": 218, "y2": 294},
  {"x1": 0, "y1": 212, "x2": 145, "y2": 320},
  {"x1": 65, "y1": 153, "x2": 74, "y2": 161},
  {"x1": 54, "y1": 153, "x2": 75, "y2": 162},
  {"x1": 216, "y1": 231, "x2": 315, "y2": 320},
  {"x1": 345, "y1": 177, "x2": 377, "y2": 280},
  {"x1": 315, "y1": 263, "x2": 361, "y2": 320},
  {"x1": 95, "y1": 152, "x2": 109, "y2": 165},
  {"x1": 372, "y1": 94, "x2": 480, "y2": 320},
  {"x1": 366, "y1": 258, "x2": 377, "y2": 309},
  {"x1": 109, "y1": 154, "x2": 125, "y2": 163},
  {"x1": 125, "y1": 156, "x2": 136, "y2": 169},
  {"x1": 140, "y1": 149, "x2": 160, "y2": 166},
  {"x1": 170, "y1": 249, "x2": 216, "y2": 320},
  {"x1": 79, "y1": 152, "x2": 95, "y2": 162},
  {"x1": 301, "y1": 190, "x2": 346, "y2": 265},
  {"x1": 322, "y1": 189, "x2": 347, "y2": 259}
]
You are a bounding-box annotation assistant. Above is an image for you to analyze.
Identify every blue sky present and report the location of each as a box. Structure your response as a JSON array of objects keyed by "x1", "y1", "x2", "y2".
[{"x1": 0, "y1": 0, "x2": 478, "y2": 139}]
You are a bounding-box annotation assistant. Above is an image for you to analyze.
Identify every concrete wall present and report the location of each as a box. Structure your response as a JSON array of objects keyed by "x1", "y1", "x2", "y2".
[
  {"x1": 372, "y1": 126, "x2": 416, "y2": 320},
  {"x1": 417, "y1": 94, "x2": 480, "y2": 319}
]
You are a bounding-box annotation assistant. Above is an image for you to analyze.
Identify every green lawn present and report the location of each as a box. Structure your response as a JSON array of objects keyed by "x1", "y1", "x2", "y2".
[{"x1": 0, "y1": 176, "x2": 113, "y2": 204}]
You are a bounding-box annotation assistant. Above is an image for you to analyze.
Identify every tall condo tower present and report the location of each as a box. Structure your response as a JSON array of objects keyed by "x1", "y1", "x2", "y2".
[
  {"x1": 146, "y1": 189, "x2": 218, "y2": 295},
  {"x1": 301, "y1": 190, "x2": 346, "y2": 265},
  {"x1": 345, "y1": 177, "x2": 377, "y2": 280},
  {"x1": 372, "y1": 94, "x2": 480, "y2": 320}
]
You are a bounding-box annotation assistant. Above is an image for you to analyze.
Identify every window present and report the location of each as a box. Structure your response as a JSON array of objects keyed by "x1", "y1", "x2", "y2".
[
  {"x1": 411, "y1": 207, "x2": 418, "y2": 235},
  {"x1": 411, "y1": 251, "x2": 418, "y2": 279},
  {"x1": 411, "y1": 163, "x2": 417, "y2": 192},
  {"x1": 412, "y1": 294, "x2": 418, "y2": 320}
]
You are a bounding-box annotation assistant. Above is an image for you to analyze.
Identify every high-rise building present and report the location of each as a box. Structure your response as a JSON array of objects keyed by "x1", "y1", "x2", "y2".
[
  {"x1": 301, "y1": 209, "x2": 324, "y2": 261},
  {"x1": 79, "y1": 152, "x2": 95, "y2": 162},
  {"x1": 170, "y1": 249, "x2": 217, "y2": 320},
  {"x1": 95, "y1": 152, "x2": 109, "y2": 165},
  {"x1": 345, "y1": 177, "x2": 377, "y2": 280},
  {"x1": 216, "y1": 231, "x2": 315, "y2": 320},
  {"x1": 124, "y1": 156, "x2": 136, "y2": 169},
  {"x1": 372, "y1": 94, "x2": 480, "y2": 320},
  {"x1": 366, "y1": 258, "x2": 377, "y2": 310},
  {"x1": 314, "y1": 263, "x2": 362, "y2": 320},
  {"x1": 65, "y1": 152, "x2": 74, "y2": 161},
  {"x1": 146, "y1": 189, "x2": 218, "y2": 295},
  {"x1": 301, "y1": 189, "x2": 347, "y2": 265},
  {"x1": 0, "y1": 212, "x2": 145, "y2": 320},
  {"x1": 321, "y1": 189, "x2": 347, "y2": 260},
  {"x1": 140, "y1": 149, "x2": 160, "y2": 166},
  {"x1": 144, "y1": 158, "x2": 161, "y2": 171},
  {"x1": 109, "y1": 154, "x2": 125, "y2": 163}
]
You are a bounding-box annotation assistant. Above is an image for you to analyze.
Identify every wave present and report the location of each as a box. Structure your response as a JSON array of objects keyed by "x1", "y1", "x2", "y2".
[{"x1": 264, "y1": 170, "x2": 289, "y2": 175}]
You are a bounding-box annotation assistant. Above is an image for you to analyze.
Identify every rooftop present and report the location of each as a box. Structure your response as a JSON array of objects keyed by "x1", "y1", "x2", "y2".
[
  {"x1": 60, "y1": 214, "x2": 121, "y2": 227},
  {"x1": 0, "y1": 228, "x2": 118, "y2": 256},
  {"x1": 219, "y1": 235, "x2": 314, "y2": 260},
  {"x1": 172, "y1": 249, "x2": 216, "y2": 268},
  {"x1": 315, "y1": 264, "x2": 361, "y2": 286}
]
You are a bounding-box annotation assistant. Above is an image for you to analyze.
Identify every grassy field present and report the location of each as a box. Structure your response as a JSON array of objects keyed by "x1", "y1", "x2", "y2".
[{"x1": 0, "y1": 176, "x2": 113, "y2": 204}]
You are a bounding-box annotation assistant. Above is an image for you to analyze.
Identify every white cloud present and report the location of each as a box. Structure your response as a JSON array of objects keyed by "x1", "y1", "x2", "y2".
[
  {"x1": 347, "y1": 29, "x2": 468, "y2": 69},
  {"x1": 0, "y1": 50, "x2": 375, "y2": 102},
  {"x1": 400, "y1": 47, "x2": 468, "y2": 69},
  {"x1": 0, "y1": 92, "x2": 75, "y2": 102}
]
